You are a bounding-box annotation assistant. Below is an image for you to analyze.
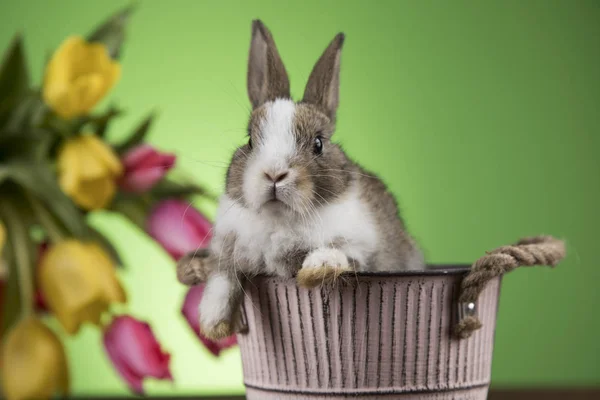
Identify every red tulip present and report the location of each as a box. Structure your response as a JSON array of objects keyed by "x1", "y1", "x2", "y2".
[
  {"x1": 103, "y1": 315, "x2": 172, "y2": 394},
  {"x1": 146, "y1": 199, "x2": 212, "y2": 260},
  {"x1": 119, "y1": 144, "x2": 176, "y2": 192},
  {"x1": 181, "y1": 284, "x2": 237, "y2": 356}
]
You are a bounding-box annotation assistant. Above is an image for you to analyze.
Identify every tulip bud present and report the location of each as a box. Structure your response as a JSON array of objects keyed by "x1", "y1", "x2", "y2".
[
  {"x1": 181, "y1": 284, "x2": 237, "y2": 356},
  {"x1": 118, "y1": 144, "x2": 176, "y2": 193},
  {"x1": 39, "y1": 240, "x2": 126, "y2": 334},
  {"x1": 1, "y1": 317, "x2": 69, "y2": 400},
  {"x1": 146, "y1": 199, "x2": 212, "y2": 260},
  {"x1": 43, "y1": 36, "x2": 120, "y2": 119},
  {"x1": 57, "y1": 134, "x2": 123, "y2": 210},
  {"x1": 103, "y1": 315, "x2": 172, "y2": 394}
]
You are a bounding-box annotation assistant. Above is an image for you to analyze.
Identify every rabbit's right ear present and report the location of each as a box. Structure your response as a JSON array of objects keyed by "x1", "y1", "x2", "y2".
[{"x1": 247, "y1": 20, "x2": 291, "y2": 109}]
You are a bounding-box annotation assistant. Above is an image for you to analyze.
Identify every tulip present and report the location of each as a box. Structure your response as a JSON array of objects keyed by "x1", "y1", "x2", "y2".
[
  {"x1": 146, "y1": 199, "x2": 212, "y2": 260},
  {"x1": 39, "y1": 240, "x2": 126, "y2": 335},
  {"x1": 57, "y1": 134, "x2": 123, "y2": 210},
  {"x1": 103, "y1": 315, "x2": 172, "y2": 394},
  {"x1": 181, "y1": 284, "x2": 237, "y2": 356},
  {"x1": 1, "y1": 317, "x2": 69, "y2": 400},
  {"x1": 43, "y1": 36, "x2": 120, "y2": 119},
  {"x1": 118, "y1": 144, "x2": 176, "y2": 193}
]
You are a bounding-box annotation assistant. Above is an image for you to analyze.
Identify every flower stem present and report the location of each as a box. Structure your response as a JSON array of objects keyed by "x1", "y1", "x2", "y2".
[
  {"x1": 25, "y1": 191, "x2": 66, "y2": 243},
  {"x1": 112, "y1": 199, "x2": 148, "y2": 232},
  {"x1": 0, "y1": 201, "x2": 34, "y2": 317}
]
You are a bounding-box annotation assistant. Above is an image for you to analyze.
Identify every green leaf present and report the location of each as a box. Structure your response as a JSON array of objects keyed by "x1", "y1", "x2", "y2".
[
  {"x1": 0, "y1": 34, "x2": 30, "y2": 127},
  {"x1": 0, "y1": 128, "x2": 55, "y2": 163},
  {"x1": 1, "y1": 237, "x2": 21, "y2": 337},
  {"x1": 87, "y1": 3, "x2": 136, "y2": 59},
  {"x1": 24, "y1": 189, "x2": 68, "y2": 243},
  {"x1": 114, "y1": 111, "x2": 156, "y2": 154},
  {"x1": 109, "y1": 196, "x2": 148, "y2": 232},
  {"x1": 0, "y1": 198, "x2": 37, "y2": 334},
  {"x1": 87, "y1": 226, "x2": 124, "y2": 267},
  {"x1": 4, "y1": 163, "x2": 88, "y2": 238},
  {"x1": 90, "y1": 105, "x2": 124, "y2": 138},
  {"x1": 0, "y1": 93, "x2": 48, "y2": 139},
  {"x1": 0, "y1": 34, "x2": 29, "y2": 102},
  {"x1": 65, "y1": 105, "x2": 123, "y2": 137},
  {"x1": 0, "y1": 165, "x2": 9, "y2": 185},
  {"x1": 150, "y1": 178, "x2": 215, "y2": 200}
]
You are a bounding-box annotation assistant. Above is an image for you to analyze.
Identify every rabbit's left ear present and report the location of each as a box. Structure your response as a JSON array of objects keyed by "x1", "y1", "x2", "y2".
[{"x1": 302, "y1": 33, "x2": 345, "y2": 122}]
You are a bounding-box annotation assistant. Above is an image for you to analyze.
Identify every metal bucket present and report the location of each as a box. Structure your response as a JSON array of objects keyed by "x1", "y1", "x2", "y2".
[{"x1": 237, "y1": 266, "x2": 501, "y2": 399}]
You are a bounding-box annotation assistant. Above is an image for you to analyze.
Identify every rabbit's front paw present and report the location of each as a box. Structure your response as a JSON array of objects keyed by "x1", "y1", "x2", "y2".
[
  {"x1": 297, "y1": 248, "x2": 351, "y2": 288},
  {"x1": 201, "y1": 320, "x2": 234, "y2": 341},
  {"x1": 198, "y1": 273, "x2": 238, "y2": 339},
  {"x1": 176, "y1": 249, "x2": 213, "y2": 286}
]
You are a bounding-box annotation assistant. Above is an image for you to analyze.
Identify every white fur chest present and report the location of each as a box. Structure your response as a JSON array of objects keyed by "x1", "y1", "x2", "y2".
[{"x1": 210, "y1": 185, "x2": 378, "y2": 276}]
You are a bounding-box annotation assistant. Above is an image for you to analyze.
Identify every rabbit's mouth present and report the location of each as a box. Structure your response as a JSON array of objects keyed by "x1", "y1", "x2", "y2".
[{"x1": 262, "y1": 198, "x2": 292, "y2": 215}]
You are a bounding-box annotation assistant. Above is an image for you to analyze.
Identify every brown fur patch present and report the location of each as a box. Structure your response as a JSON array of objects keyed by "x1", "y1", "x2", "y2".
[
  {"x1": 225, "y1": 145, "x2": 250, "y2": 204},
  {"x1": 176, "y1": 249, "x2": 213, "y2": 285},
  {"x1": 289, "y1": 103, "x2": 353, "y2": 204},
  {"x1": 269, "y1": 246, "x2": 309, "y2": 277},
  {"x1": 200, "y1": 320, "x2": 233, "y2": 341},
  {"x1": 247, "y1": 106, "x2": 267, "y2": 136},
  {"x1": 356, "y1": 164, "x2": 424, "y2": 271},
  {"x1": 296, "y1": 265, "x2": 351, "y2": 288}
]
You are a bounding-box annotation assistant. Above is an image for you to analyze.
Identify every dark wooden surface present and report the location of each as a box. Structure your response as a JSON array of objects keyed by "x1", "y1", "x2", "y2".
[
  {"x1": 488, "y1": 389, "x2": 600, "y2": 399},
  {"x1": 66, "y1": 389, "x2": 600, "y2": 399}
]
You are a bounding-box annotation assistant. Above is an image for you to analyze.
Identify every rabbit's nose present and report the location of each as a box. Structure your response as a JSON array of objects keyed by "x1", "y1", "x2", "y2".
[{"x1": 264, "y1": 171, "x2": 289, "y2": 184}]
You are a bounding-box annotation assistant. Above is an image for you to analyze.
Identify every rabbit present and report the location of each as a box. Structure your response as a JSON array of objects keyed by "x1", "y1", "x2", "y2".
[{"x1": 176, "y1": 19, "x2": 425, "y2": 340}]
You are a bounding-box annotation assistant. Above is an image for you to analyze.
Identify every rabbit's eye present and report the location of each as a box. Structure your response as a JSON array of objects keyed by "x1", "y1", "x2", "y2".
[
  {"x1": 314, "y1": 136, "x2": 323, "y2": 155},
  {"x1": 248, "y1": 137, "x2": 253, "y2": 149}
]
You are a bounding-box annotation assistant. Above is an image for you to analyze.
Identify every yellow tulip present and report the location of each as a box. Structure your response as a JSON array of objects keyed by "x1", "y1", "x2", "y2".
[
  {"x1": 39, "y1": 240, "x2": 126, "y2": 335},
  {"x1": 1, "y1": 317, "x2": 69, "y2": 400},
  {"x1": 57, "y1": 134, "x2": 123, "y2": 210},
  {"x1": 43, "y1": 36, "x2": 121, "y2": 119}
]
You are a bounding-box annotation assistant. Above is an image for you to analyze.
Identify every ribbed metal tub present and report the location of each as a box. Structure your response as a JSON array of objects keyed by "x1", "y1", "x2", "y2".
[{"x1": 236, "y1": 266, "x2": 501, "y2": 399}]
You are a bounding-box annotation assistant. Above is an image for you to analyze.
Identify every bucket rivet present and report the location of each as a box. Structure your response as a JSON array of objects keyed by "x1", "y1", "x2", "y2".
[{"x1": 458, "y1": 301, "x2": 478, "y2": 321}]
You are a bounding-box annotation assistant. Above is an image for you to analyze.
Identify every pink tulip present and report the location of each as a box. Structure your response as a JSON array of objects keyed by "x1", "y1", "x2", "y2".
[
  {"x1": 181, "y1": 284, "x2": 237, "y2": 356},
  {"x1": 119, "y1": 144, "x2": 176, "y2": 192},
  {"x1": 146, "y1": 199, "x2": 212, "y2": 260},
  {"x1": 103, "y1": 315, "x2": 172, "y2": 394}
]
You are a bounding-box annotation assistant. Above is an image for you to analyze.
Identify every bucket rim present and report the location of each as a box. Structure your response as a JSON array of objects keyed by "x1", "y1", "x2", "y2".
[
  {"x1": 251, "y1": 264, "x2": 472, "y2": 279},
  {"x1": 348, "y1": 264, "x2": 472, "y2": 277}
]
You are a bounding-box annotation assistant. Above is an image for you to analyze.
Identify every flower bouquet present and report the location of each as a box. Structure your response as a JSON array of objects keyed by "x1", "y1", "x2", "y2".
[{"x1": 0, "y1": 5, "x2": 236, "y2": 399}]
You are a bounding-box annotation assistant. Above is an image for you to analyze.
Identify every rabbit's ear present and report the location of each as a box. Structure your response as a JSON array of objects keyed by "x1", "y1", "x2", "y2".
[
  {"x1": 247, "y1": 20, "x2": 291, "y2": 109},
  {"x1": 302, "y1": 33, "x2": 345, "y2": 122}
]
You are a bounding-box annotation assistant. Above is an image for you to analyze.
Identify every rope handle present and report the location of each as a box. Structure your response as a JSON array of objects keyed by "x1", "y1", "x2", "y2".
[{"x1": 453, "y1": 235, "x2": 566, "y2": 339}]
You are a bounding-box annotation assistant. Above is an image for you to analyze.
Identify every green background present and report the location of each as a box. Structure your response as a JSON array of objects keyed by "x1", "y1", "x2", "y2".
[{"x1": 1, "y1": 0, "x2": 599, "y2": 396}]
